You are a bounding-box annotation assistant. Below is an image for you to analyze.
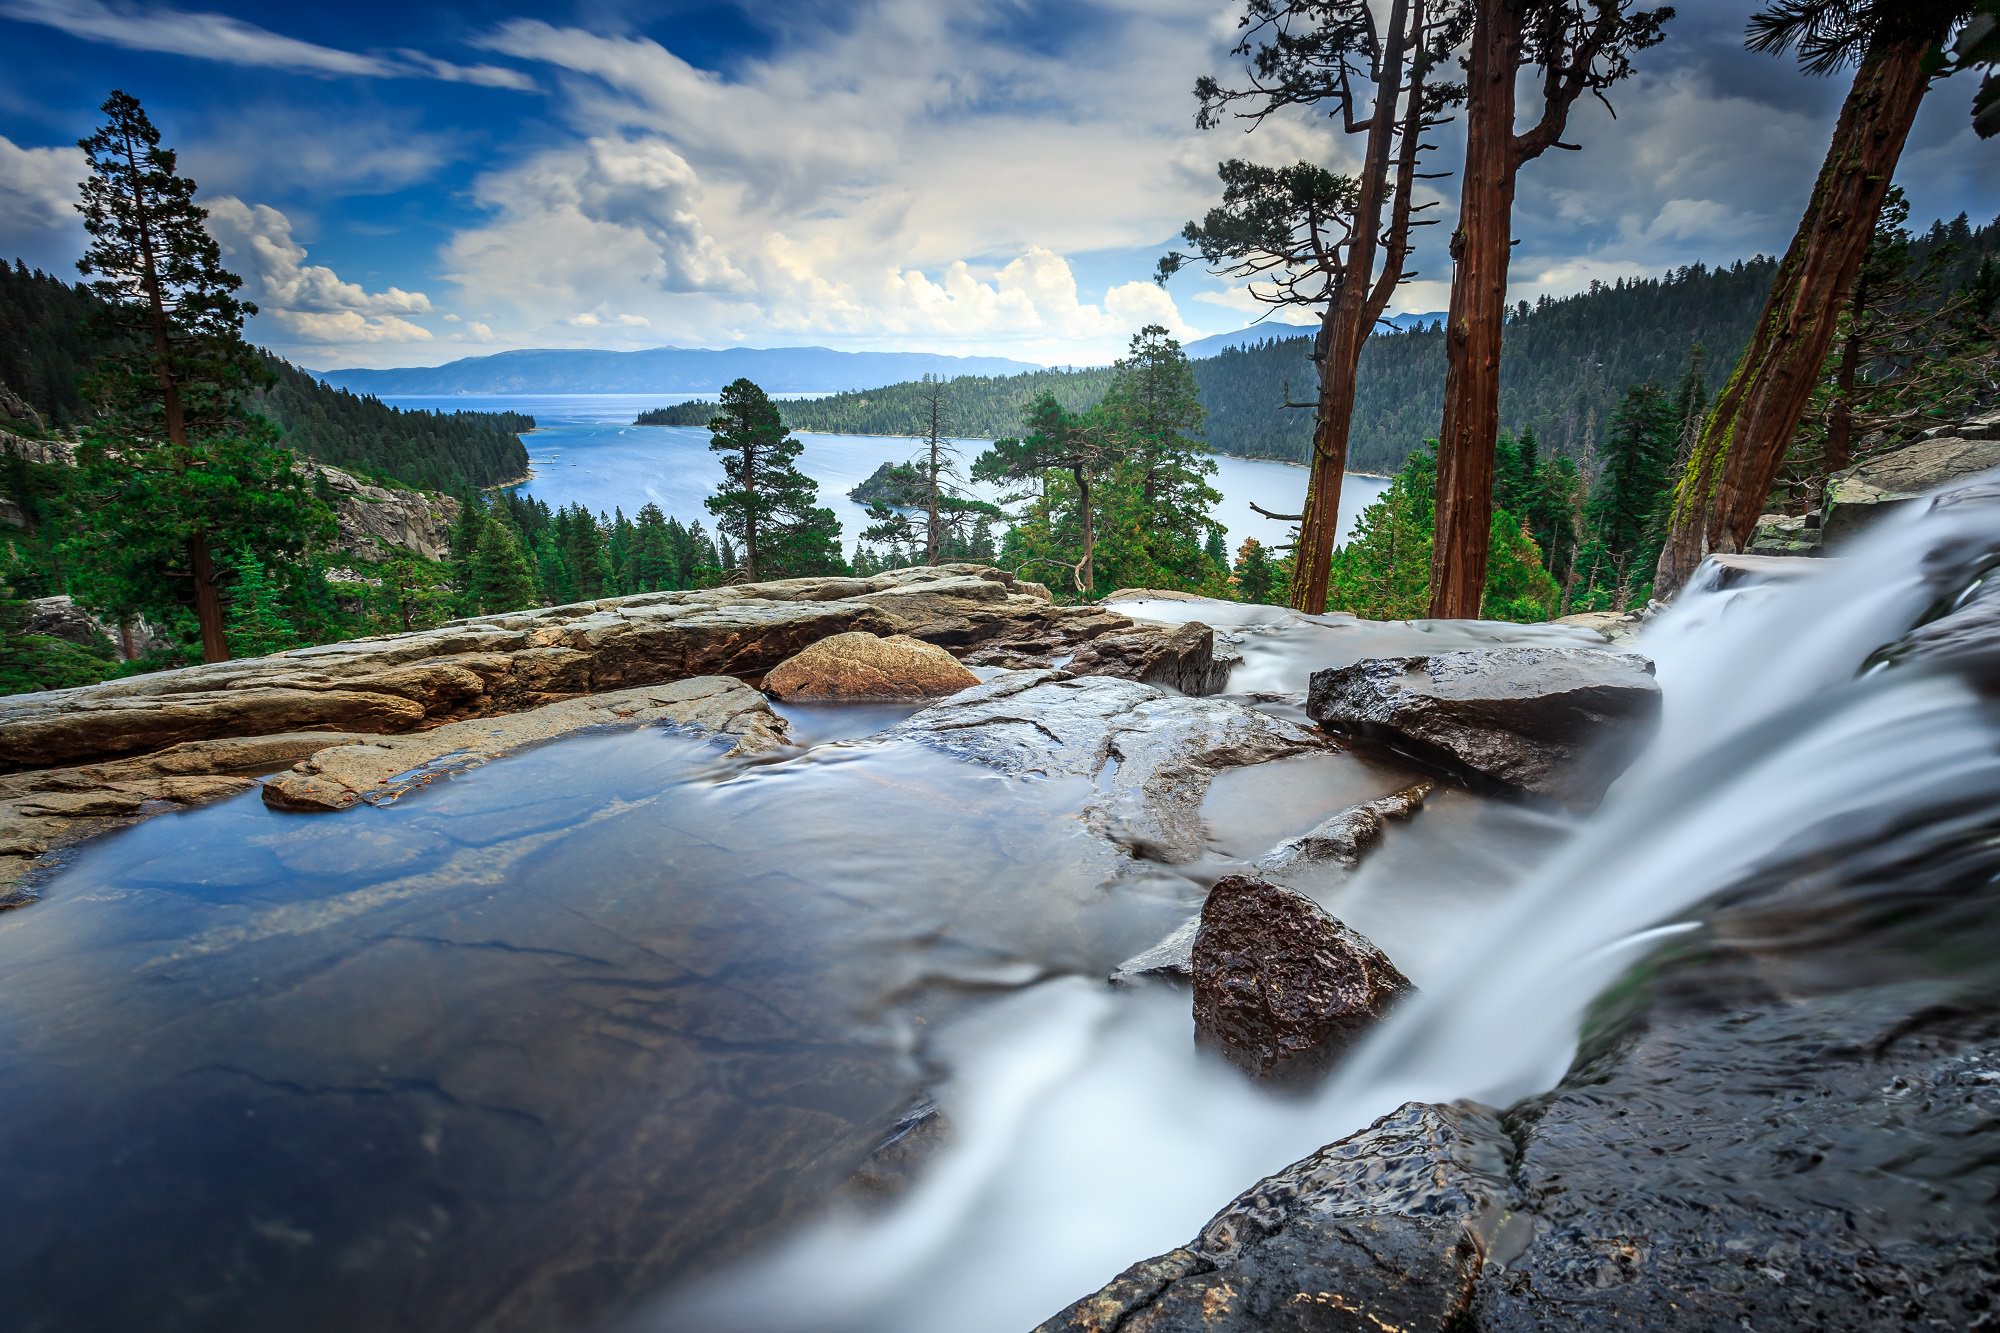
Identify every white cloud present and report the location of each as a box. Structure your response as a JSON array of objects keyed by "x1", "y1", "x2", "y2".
[
  {"x1": 0, "y1": 135, "x2": 81, "y2": 242},
  {"x1": 203, "y1": 198, "x2": 434, "y2": 345},
  {"x1": 0, "y1": 0, "x2": 535, "y2": 89}
]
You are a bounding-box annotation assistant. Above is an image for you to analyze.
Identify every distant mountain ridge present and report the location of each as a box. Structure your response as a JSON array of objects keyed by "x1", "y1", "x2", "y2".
[
  {"x1": 1180, "y1": 313, "x2": 1445, "y2": 358},
  {"x1": 316, "y1": 345, "x2": 1042, "y2": 396}
]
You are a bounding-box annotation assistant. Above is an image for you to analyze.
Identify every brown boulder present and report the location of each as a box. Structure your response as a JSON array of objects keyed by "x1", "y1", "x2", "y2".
[
  {"x1": 762, "y1": 632, "x2": 978, "y2": 701},
  {"x1": 1064, "y1": 621, "x2": 1232, "y2": 696},
  {"x1": 1191, "y1": 874, "x2": 1413, "y2": 1083}
]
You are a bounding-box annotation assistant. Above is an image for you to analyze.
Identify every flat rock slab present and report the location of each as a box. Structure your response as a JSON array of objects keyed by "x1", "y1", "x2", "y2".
[
  {"x1": 262, "y1": 676, "x2": 788, "y2": 812},
  {"x1": 1035, "y1": 1101, "x2": 1510, "y2": 1332},
  {"x1": 762, "y1": 631, "x2": 978, "y2": 701},
  {"x1": 1191, "y1": 874, "x2": 1412, "y2": 1083},
  {"x1": 889, "y1": 671, "x2": 1321, "y2": 863},
  {"x1": 1307, "y1": 647, "x2": 1661, "y2": 808},
  {"x1": 1824, "y1": 431, "x2": 2000, "y2": 547},
  {"x1": 0, "y1": 566, "x2": 1103, "y2": 773}
]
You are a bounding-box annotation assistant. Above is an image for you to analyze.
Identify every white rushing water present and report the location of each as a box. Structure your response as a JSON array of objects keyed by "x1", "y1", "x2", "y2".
[{"x1": 646, "y1": 480, "x2": 2000, "y2": 1333}]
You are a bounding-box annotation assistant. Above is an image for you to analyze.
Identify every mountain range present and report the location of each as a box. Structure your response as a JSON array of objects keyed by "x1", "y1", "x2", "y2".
[
  {"x1": 313, "y1": 345, "x2": 1043, "y2": 397},
  {"x1": 1180, "y1": 313, "x2": 1445, "y2": 358}
]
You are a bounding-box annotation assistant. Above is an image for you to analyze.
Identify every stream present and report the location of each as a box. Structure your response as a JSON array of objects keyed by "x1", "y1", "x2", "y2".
[{"x1": 2, "y1": 479, "x2": 1996, "y2": 1331}]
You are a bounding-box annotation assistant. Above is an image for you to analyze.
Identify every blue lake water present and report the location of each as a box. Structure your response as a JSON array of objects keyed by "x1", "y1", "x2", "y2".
[{"x1": 381, "y1": 393, "x2": 1389, "y2": 557}]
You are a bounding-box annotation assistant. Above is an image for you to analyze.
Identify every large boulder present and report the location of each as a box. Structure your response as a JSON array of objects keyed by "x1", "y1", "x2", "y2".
[
  {"x1": 1306, "y1": 647, "x2": 1661, "y2": 808},
  {"x1": 762, "y1": 631, "x2": 978, "y2": 701},
  {"x1": 299, "y1": 460, "x2": 461, "y2": 562},
  {"x1": 1064, "y1": 621, "x2": 1233, "y2": 696},
  {"x1": 1191, "y1": 873, "x2": 1413, "y2": 1083},
  {"x1": 20, "y1": 596, "x2": 169, "y2": 660},
  {"x1": 1034, "y1": 1101, "x2": 1510, "y2": 1333},
  {"x1": 1822, "y1": 427, "x2": 2000, "y2": 547}
]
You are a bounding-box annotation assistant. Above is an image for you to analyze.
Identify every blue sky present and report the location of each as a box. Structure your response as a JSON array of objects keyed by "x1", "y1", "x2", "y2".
[{"x1": 1, "y1": 0, "x2": 1993, "y2": 370}]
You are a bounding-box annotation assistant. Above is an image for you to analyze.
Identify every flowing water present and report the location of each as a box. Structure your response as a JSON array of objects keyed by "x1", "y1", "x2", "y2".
[{"x1": 3, "y1": 475, "x2": 1996, "y2": 1331}]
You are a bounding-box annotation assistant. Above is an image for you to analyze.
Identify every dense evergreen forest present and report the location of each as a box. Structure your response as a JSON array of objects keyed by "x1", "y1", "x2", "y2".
[
  {"x1": 639, "y1": 253, "x2": 1796, "y2": 470},
  {"x1": 0, "y1": 260, "x2": 532, "y2": 492}
]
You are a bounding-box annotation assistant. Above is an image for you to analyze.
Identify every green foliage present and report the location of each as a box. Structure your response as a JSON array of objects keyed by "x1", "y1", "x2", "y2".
[
  {"x1": 1587, "y1": 382, "x2": 1679, "y2": 604},
  {"x1": 223, "y1": 551, "x2": 301, "y2": 658},
  {"x1": 704, "y1": 378, "x2": 847, "y2": 580},
  {"x1": 1232, "y1": 537, "x2": 1284, "y2": 606},
  {"x1": 467, "y1": 516, "x2": 539, "y2": 615},
  {"x1": 1327, "y1": 445, "x2": 1559, "y2": 623}
]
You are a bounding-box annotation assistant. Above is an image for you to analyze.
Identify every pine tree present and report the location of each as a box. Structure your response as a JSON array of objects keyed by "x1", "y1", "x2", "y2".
[
  {"x1": 64, "y1": 90, "x2": 333, "y2": 661},
  {"x1": 1096, "y1": 325, "x2": 1225, "y2": 591},
  {"x1": 223, "y1": 551, "x2": 299, "y2": 658},
  {"x1": 1588, "y1": 381, "x2": 1677, "y2": 606},
  {"x1": 1233, "y1": 537, "x2": 1283, "y2": 605},
  {"x1": 469, "y1": 519, "x2": 539, "y2": 615},
  {"x1": 704, "y1": 378, "x2": 846, "y2": 580}
]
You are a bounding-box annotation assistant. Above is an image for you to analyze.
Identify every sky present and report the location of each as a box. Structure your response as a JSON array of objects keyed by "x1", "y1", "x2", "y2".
[{"x1": 0, "y1": 0, "x2": 1993, "y2": 372}]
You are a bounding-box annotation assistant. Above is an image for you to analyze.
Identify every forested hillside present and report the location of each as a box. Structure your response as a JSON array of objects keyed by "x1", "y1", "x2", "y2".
[
  {"x1": 0, "y1": 261, "x2": 531, "y2": 491},
  {"x1": 642, "y1": 255, "x2": 1786, "y2": 471}
]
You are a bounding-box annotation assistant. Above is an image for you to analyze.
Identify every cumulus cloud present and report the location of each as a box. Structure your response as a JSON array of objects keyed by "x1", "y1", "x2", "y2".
[
  {"x1": 0, "y1": 135, "x2": 82, "y2": 243},
  {"x1": 0, "y1": 0, "x2": 534, "y2": 89},
  {"x1": 204, "y1": 198, "x2": 433, "y2": 344}
]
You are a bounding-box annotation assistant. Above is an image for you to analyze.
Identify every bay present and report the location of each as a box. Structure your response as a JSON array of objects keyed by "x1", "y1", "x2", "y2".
[{"x1": 380, "y1": 393, "x2": 1389, "y2": 556}]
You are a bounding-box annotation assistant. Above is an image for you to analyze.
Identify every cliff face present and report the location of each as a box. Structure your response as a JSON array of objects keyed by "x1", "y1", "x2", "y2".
[{"x1": 0, "y1": 431, "x2": 458, "y2": 563}]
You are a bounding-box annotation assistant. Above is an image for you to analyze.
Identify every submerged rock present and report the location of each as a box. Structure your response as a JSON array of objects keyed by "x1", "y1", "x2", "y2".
[
  {"x1": 1254, "y1": 781, "x2": 1433, "y2": 879},
  {"x1": 262, "y1": 676, "x2": 788, "y2": 812},
  {"x1": 1307, "y1": 647, "x2": 1660, "y2": 808},
  {"x1": 1034, "y1": 1101, "x2": 1510, "y2": 1332},
  {"x1": 889, "y1": 671, "x2": 1321, "y2": 863},
  {"x1": 1691, "y1": 551, "x2": 1825, "y2": 592},
  {"x1": 1108, "y1": 916, "x2": 1203, "y2": 987},
  {"x1": 1064, "y1": 621, "x2": 1233, "y2": 696},
  {"x1": 1191, "y1": 874, "x2": 1413, "y2": 1083},
  {"x1": 762, "y1": 631, "x2": 978, "y2": 701}
]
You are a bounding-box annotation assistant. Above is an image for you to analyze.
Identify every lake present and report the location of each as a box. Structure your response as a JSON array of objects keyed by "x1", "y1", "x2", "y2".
[{"x1": 380, "y1": 393, "x2": 1390, "y2": 556}]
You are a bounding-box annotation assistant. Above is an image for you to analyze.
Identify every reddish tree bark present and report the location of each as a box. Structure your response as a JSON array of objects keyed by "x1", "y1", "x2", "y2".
[{"x1": 1657, "y1": 29, "x2": 1938, "y2": 591}]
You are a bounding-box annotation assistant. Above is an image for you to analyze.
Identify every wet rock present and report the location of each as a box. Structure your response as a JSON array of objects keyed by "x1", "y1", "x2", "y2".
[
  {"x1": 0, "y1": 566, "x2": 1067, "y2": 772},
  {"x1": 263, "y1": 677, "x2": 787, "y2": 812},
  {"x1": 1191, "y1": 874, "x2": 1413, "y2": 1083},
  {"x1": 1823, "y1": 430, "x2": 2000, "y2": 548},
  {"x1": 1307, "y1": 647, "x2": 1661, "y2": 808},
  {"x1": 890, "y1": 672, "x2": 1321, "y2": 863},
  {"x1": 846, "y1": 1100, "x2": 952, "y2": 1204},
  {"x1": 1108, "y1": 917, "x2": 1201, "y2": 987},
  {"x1": 1691, "y1": 551, "x2": 1825, "y2": 592},
  {"x1": 1254, "y1": 781, "x2": 1432, "y2": 878},
  {"x1": 1064, "y1": 621, "x2": 1233, "y2": 696},
  {"x1": 762, "y1": 631, "x2": 978, "y2": 701},
  {"x1": 1034, "y1": 1101, "x2": 1510, "y2": 1333}
]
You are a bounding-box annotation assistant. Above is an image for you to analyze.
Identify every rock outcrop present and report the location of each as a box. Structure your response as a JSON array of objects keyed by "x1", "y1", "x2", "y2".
[
  {"x1": 1035, "y1": 1101, "x2": 1511, "y2": 1332},
  {"x1": 1823, "y1": 420, "x2": 2000, "y2": 548},
  {"x1": 889, "y1": 671, "x2": 1322, "y2": 863},
  {"x1": 1064, "y1": 621, "x2": 1233, "y2": 695},
  {"x1": 263, "y1": 676, "x2": 789, "y2": 812},
  {"x1": 1190, "y1": 874, "x2": 1413, "y2": 1083},
  {"x1": 1307, "y1": 647, "x2": 1661, "y2": 808},
  {"x1": 19, "y1": 596, "x2": 170, "y2": 660},
  {"x1": 762, "y1": 631, "x2": 978, "y2": 701},
  {"x1": 298, "y1": 459, "x2": 461, "y2": 562},
  {"x1": 0, "y1": 567, "x2": 1122, "y2": 773}
]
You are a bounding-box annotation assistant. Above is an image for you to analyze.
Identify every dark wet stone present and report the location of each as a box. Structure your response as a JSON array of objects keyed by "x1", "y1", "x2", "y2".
[
  {"x1": 1034, "y1": 1101, "x2": 1510, "y2": 1333},
  {"x1": 1254, "y1": 781, "x2": 1432, "y2": 879},
  {"x1": 1108, "y1": 916, "x2": 1200, "y2": 987},
  {"x1": 1190, "y1": 874, "x2": 1413, "y2": 1084},
  {"x1": 1306, "y1": 647, "x2": 1660, "y2": 808},
  {"x1": 1064, "y1": 621, "x2": 1234, "y2": 696}
]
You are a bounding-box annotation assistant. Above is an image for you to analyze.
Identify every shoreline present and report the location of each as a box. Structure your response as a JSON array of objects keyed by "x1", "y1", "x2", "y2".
[{"x1": 634, "y1": 419, "x2": 1392, "y2": 478}]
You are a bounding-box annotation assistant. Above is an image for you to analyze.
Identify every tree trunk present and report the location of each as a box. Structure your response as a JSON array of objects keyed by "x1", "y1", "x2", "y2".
[
  {"x1": 1074, "y1": 466, "x2": 1095, "y2": 596},
  {"x1": 1823, "y1": 281, "x2": 1866, "y2": 488},
  {"x1": 1429, "y1": 0, "x2": 1523, "y2": 620},
  {"x1": 188, "y1": 531, "x2": 227, "y2": 663},
  {"x1": 740, "y1": 449, "x2": 759, "y2": 581},
  {"x1": 1287, "y1": 0, "x2": 1416, "y2": 615},
  {"x1": 1657, "y1": 30, "x2": 1936, "y2": 590},
  {"x1": 925, "y1": 422, "x2": 942, "y2": 566}
]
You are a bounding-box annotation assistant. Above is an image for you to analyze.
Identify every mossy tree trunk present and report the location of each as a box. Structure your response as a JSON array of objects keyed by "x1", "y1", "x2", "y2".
[{"x1": 1657, "y1": 30, "x2": 1938, "y2": 590}]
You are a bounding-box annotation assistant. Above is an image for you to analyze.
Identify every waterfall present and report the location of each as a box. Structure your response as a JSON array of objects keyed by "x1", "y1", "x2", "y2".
[{"x1": 649, "y1": 477, "x2": 2000, "y2": 1333}]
